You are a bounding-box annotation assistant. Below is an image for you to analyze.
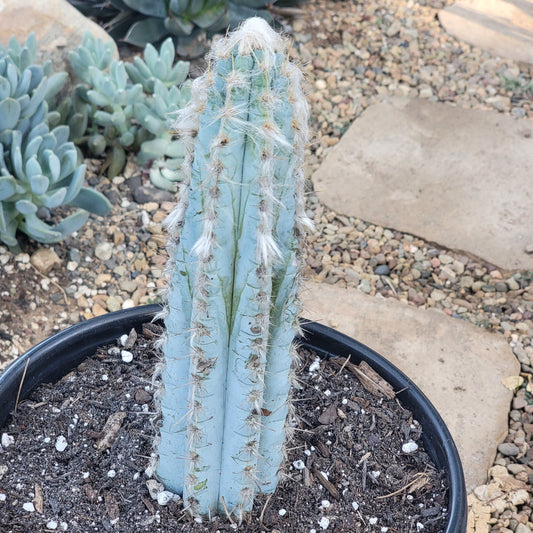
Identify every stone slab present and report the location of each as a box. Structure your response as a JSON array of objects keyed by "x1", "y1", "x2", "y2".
[
  {"x1": 439, "y1": 0, "x2": 533, "y2": 65},
  {"x1": 301, "y1": 281, "x2": 519, "y2": 492},
  {"x1": 0, "y1": 0, "x2": 119, "y2": 84},
  {"x1": 313, "y1": 97, "x2": 533, "y2": 271}
]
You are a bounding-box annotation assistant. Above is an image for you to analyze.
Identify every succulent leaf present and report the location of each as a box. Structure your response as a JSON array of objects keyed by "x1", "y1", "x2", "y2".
[
  {"x1": 29, "y1": 174, "x2": 50, "y2": 195},
  {"x1": 40, "y1": 186, "x2": 67, "y2": 208},
  {"x1": 15, "y1": 198, "x2": 38, "y2": 214},
  {"x1": 164, "y1": 14, "x2": 194, "y2": 36},
  {"x1": 123, "y1": 18, "x2": 169, "y2": 47},
  {"x1": 67, "y1": 187, "x2": 112, "y2": 215},
  {"x1": 0, "y1": 176, "x2": 17, "y2": 200},
  {"x1": 63, "y1": 164, "x2": 86, "y2": 203},
  {"x1": 44, "y1": 72, "x2": 68, "y2": 101},
  {"x1": 0, "y1": 98, "x2": 21, "y2": 130},
  {"x1": 108, "y1": 144, "x2": 126, "y2": 178},
  {"x1": 191, "y1": 0, "x2": 227, "y2": 29},
  {"x1": 88, "y1": 133, "x2": 107, "y2": 155}
]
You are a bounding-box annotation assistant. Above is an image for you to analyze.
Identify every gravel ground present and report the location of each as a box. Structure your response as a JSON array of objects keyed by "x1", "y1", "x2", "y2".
[{"x1": 1, "y1": 0, "x2": 532, "y2": 530}]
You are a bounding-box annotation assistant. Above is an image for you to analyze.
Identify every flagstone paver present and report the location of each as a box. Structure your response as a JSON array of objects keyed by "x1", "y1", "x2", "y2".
[
  {"x1": 312, "y1": 97, "x2": 533, "y2": 271},
  {"x1": 301, "y1": 281, "x2": 519, "y2": 492},
  {"x1": 439, "y1": 0, "x2": 533, "y2": 66}
]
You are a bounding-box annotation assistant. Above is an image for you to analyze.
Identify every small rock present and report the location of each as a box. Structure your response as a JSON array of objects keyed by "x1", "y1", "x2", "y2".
[
  {"x1": 95, "y1": 241, "x2": 113, "y2": 261},
  {"x1": 358, "y1": 278, "x2": 372, "y2": 294},
  {"x1": 121, "y1": 350, "x2": 133, "y2": 363},
  {"x1": 374, "y1": 265, "x2": 391, "y2": 276},
  {"x1": 55, "y1": 435, "x2": 68, "y2": 452},
  {"x1": 133, "y1": 185, "x2": 173, "y2": 204},
  {"x1": 386, "y1": 22, "x2": 401, "y2": 37},
  {"x1": 525, "y1": 244, "x2": 533, "y2": 254},
  {"x1": 497, "y1": 442, "x2": 519, "y2": 456},
  {"x1": 146, "y1": 479, "x2": 165, "y2": 500},
  {"x1": 507, "y1": 463, "x2": 525, "y2": 475},
  {"x1": 513, "y1": 345, "x2": 530, "y2": 366},
  {"x1": 22, "y1": 502, "x2": 35, "y2": 512},
  {"x1": 510, "y1": 489, "x2": 530, "y2": 506},
  {"x1": 157, "y1": 491, "x2": 175, "y2": 506},
  {"x1": 402, "y1": 441, "x2": 418, "y2": 453},
  {"x1": 1, "y1": 433, "x2": 14, "y2": 448},
  {"x1": 92, "y1": 303, "x2": 107, "y2": 317},
  {"x1": 513, "y1": 397, "x2": 527, "y2": 410},
  {"x1": 318, "y1": 516, "x2": 330, "y2": 530},
  {"x1": 494, "y1": 282, "x2": 508, "y2": 293},
  {"x1": 489, "y1": 465, "x2": 508, "y2": 480},
  {"x1": 506, "y1": 277, "x2": 520, "y2": 290},
  {"x1": 30, "y1": 248, "x2": 61, "y2": 274},
  {"x1": 430, "y1": 289, "x2": 446, "y2": 302},
  {"x1": 106, "y1": 296, "x2": 123, "y2": 312}
]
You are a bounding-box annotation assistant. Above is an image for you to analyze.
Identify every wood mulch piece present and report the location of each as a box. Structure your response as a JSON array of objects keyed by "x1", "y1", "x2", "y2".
[{"x1": 0, "y1": 324, "x2": 448, "y2": 532}]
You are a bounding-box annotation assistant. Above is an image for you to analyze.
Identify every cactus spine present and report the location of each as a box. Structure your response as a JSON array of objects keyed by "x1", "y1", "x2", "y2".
[{"x1": 155, "y1": 17, "x2": 312, "y2": 520}]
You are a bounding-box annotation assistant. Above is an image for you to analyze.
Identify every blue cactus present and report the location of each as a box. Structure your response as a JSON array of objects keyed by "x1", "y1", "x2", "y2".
[{"x1": 154, "y1": 17, "x2": 312, "y2": 520}]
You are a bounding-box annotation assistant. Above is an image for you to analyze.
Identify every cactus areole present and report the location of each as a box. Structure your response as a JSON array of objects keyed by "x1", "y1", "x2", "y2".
[{"x1": 154, "y1": 17, "x2": 313, "y2": 520}]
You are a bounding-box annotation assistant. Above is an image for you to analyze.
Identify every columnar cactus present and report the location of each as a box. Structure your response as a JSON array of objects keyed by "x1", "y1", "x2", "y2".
[{"x1": 154, "y1": 17, "x2": 312, "y2": 520}]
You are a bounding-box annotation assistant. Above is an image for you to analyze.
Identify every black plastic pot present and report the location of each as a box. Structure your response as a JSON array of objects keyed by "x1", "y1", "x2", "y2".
[{"x1": 0, "y1": 305, "x2": 467, "y2": 532}]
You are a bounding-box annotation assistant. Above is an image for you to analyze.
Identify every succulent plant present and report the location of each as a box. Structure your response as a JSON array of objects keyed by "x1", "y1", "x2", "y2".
[
  {"x1": 68, "y1": 0, "x2": 288, "y2": 58},
  {"x1": 69, "y1": 33, "x2": 191, "y2": 185},
  {"x1": 154, "y1": 18, "x2": 313, "y2": 520},
  {"x1": 0, "y1": 34, "x2": 67, "y2": 145},
  {"x1": 0, "y1": 35, "x2": 111, "y2": 248}
]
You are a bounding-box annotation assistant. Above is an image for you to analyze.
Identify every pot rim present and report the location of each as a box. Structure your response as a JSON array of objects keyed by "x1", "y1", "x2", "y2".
[{"x1": 0, "y1": 304, "x2": 467, "y2": 532}]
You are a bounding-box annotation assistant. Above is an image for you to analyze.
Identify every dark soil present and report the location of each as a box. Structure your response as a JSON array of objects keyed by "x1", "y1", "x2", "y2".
[{"x1": 0, "y1": 323, "x2": 448, "y2": 532}]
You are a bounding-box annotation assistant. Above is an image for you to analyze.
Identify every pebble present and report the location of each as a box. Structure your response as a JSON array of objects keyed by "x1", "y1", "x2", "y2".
[
  {"x1": 498, "y1": 442, "x2": 520, "y2": 456},
  {"x1": 402, "y1": 441, "x2": 419, "y2": 454},
  {"x1": 146, "y1": 479, "x2": 165, "y2": 500},
  {"x1": 1, "y1": 433, "x2": 14, "y2": 448},
  {"x1": 318, "y1": 517, "x2": 330, "y2": 530},
  {"x1": 94, "y1": 242, "x2": 113, "y2": 261},
  {"x1": 157, "y1": 491, "x2": 175, "y2": 506},
  {"x1": 121, "y1": 350, "x2": 133, "y2": 363},
  {"x1": 30, "y1": 248, "x2": 61, "y2": 275},
  {"x1": 374, "y1": 265, "x2": 391, "y2": 276},
  {"x1": 22, "y1": 502, "x2": 35, "y2": 512},
  {"x1": 55, "y1": 435, "x2": 68, "y2": 452}
]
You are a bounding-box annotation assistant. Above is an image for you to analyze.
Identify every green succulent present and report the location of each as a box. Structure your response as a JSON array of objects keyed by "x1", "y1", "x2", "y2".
[
  {"x1": 0, "y1": 34, "x2": 111, "y2": 249},
  {"x1": 69, "y1": 33, "x2": 191, "y2": 186},
  {"x1": 124, "y1": 37, "x2": 190, "y2": 93},
  {"x1": 129, "y1": 38, "x2": 191, "y2": 190},
  {"x1": 68, "y1": 0, "x2": 287, "y2": 58}
]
